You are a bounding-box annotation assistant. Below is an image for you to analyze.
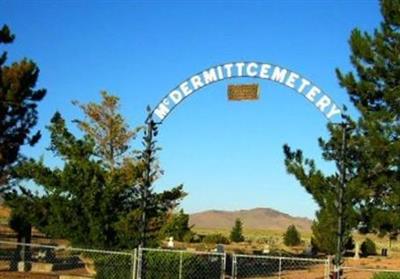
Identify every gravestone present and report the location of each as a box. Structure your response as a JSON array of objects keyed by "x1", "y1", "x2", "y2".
[
  {"x1": 167, "y1": 237, "x2": 174, "y2": 248},
  {"x1": 262, "y1": 244, "x2": 270, "y2": 254},
  {"x1": 216, "y1": 244, "x2": 224, "y2": 253},
  {"x1": 354, "y1": 241, "x2": 360, "y2": 259}
]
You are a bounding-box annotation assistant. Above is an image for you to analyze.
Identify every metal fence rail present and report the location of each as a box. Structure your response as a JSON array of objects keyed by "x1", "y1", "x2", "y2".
[
  {"x1": 137, "y1": 247, "x2": 226, "y2": 279},
  {"x1": 232, "y1": 253, "x2": 330, "y2": 279},
  {"x1": 0, "y1": 240, "x2": 136, "y2": 279}
]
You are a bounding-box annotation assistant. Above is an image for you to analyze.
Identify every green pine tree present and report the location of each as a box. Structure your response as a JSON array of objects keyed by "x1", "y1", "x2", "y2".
[
  {"x1": 0, "y1": 24, "x2": 46, "y2": 244},
  {"x1": 283, "y1": 225, "x2": 301, "y2": 247},
  {"x1": 283, "y1": 0, "x2": 400, "y2": 258},
  {"x1": 0, "y1": 25, "x2": 46, "y2": 186},
  {"x1": 336, "y1": 0, "x2": 400, "y2": 238},
  {"x1": 230, "y1": 218, "x2": 245, "y2": 242},
  {"x1": 12, "y1": 97, "x2": 185, "y2": 249}
]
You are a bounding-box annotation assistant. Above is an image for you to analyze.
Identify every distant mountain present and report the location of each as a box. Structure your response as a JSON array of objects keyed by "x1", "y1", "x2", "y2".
[{"x1": 189, "y1": 208, "x2": 312, "y2": 232}]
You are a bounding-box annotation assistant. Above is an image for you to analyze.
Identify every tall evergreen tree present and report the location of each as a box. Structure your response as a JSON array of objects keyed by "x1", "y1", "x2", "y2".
[
  {"x1": 283, "y1": 0, "x2": 400, "y2": 260},
  {"x1": 336, "y1": 0, "x2": 400, "y2": 239},
  {"x1": 13, "y1": 101, "x2": 185, "y2": 249},
  {"x1": 0, "y1": 25, "x2": 46, "y2": 186},
  {"x1": 134, "y1": 112, "x2": 186, "y2": 246},
  {"x1": 230, "y1": 218, "x2": 245, "y2": 242}
]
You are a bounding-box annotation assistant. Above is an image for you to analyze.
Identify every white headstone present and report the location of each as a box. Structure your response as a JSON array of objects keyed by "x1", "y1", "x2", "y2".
[
  {"x1": 167, "y1": 237, "x2": 174, "y2": 248},
  {"x1": 263, "y1": 244, "x2": 270, "y2": 254}
]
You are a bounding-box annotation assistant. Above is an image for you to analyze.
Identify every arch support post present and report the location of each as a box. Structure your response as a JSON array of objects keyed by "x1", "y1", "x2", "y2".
[
  {"x1": 333, "y1": 118, "x2": 351, "y2": 279},
  {"x1": 139, "y1": 112, "x2": 158, "y2": 248}
]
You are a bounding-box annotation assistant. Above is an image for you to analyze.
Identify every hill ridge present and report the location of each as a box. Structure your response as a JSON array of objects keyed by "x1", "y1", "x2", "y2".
[{"x1": 189, "y1": 207, "x2": 312, "y2": 232}]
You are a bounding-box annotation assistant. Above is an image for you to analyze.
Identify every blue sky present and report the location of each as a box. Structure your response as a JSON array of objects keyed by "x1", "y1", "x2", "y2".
[{"x1": 1, "y1": 0, "x2": 381, "y2": 219}]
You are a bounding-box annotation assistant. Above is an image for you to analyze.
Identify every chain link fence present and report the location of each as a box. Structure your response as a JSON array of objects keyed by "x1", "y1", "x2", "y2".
[
  {"x1": 3, "y1": 241, "x2": 400, "y2": 279},
  {"x1": 136, "y1": 247, "x2": 226, "y2": 279},
  {"x1": 232, "y1": 254, "x2": 330, "y2": 279},
  {"x1": 0, "y1": 241, "x2": 136, "y2": 279}
]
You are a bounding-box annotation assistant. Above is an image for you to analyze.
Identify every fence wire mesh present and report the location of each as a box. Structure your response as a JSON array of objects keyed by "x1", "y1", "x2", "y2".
[
  {"x1": 0, "y1": 241, "x2": 136, "y2": 279},
  {"x1": 232, "y1": 254, "x2": 329, "y2": 279},
  {"x1": 137, "y1": 247, "x2": 226, "y2": 279}
]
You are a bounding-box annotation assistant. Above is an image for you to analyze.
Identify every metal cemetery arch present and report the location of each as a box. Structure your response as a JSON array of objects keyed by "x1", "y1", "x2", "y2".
[
  {"x1": 148, "y1": 61, "x2": 343, "y2": 124},
  {"x1": 142, "y1": 61, "x2": 347, "y2": 278}
]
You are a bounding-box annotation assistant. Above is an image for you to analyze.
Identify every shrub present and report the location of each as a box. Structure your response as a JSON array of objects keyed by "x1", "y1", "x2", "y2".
[
  {"x1": 310, "y1": 237, "x2": 319, "y2": 254},
  {"x1": 345, "y1": 236, "x2": 355, "y2": 250},
  {"x1": 361, "y1": 238, "x2": 377, "y2": 257},
  {"x1": 283, "y1": 225, "x2": 301, "y2": 246},
  {"x1": 344, "y1": 236, "x2": 356, "y2": 256},
  {"x1": 203, "y1": 233, "x2": 230, "y2": 244},
  {"x1": 182, "y1": 231, "x2": 195, "y2": 243}
]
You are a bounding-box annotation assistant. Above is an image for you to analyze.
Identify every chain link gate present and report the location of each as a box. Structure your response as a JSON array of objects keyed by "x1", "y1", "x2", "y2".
[{"x1": 136, "y1": 247, "x2": 226, "y2": 279}]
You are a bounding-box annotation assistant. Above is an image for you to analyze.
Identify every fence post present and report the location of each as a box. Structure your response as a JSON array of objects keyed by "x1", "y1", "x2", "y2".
[
  {"x1": 232, "y1": 254, "x2": 237, "y2": 279},
  {"x1": 137, "y1": 247, "x2": 142, "y2": 279},
  {"x1": 325, "y1": 257, "x2": 330, "y2": 279},
  {"x1": 179, "y1": 250, "x2": 183, "y2": 279},
  {"x1": 221, "y1": 253, "x2": 226, "y2": 279},
  {"x1": 278, "y1": 257, "x2": 282, "y2": 279},
  {"x1": 131, "y1": 248, "x2": 137, "y2": 279}
]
